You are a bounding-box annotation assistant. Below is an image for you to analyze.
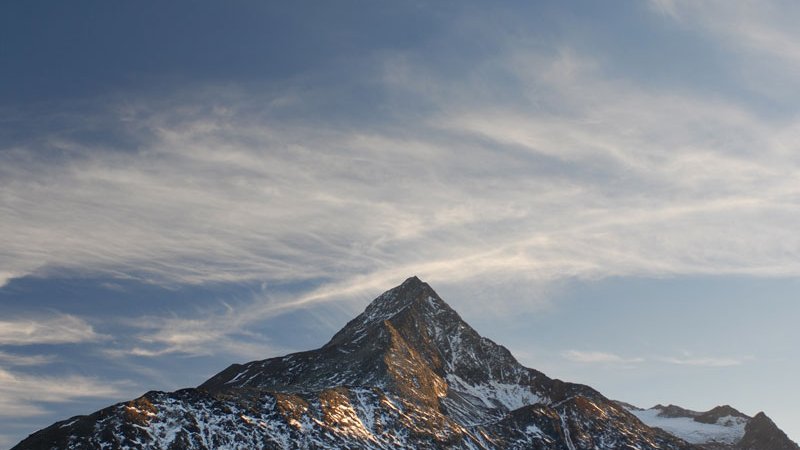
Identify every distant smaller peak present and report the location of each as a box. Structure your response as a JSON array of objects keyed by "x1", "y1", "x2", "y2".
[
  {"x1": 751, "y1": 411, "x2": 771, "y2": 423},
  {"x1": 709, "y1": 404, "x2": 747, "y2": 417},
  {"x1": 695, "y1": 404, "x2": 749, "y2": 424},
  {"x1": 614, "y1": 400, "x2": 642, "y2": 411},
  {"x1": 653, "y1": 404, "x2": 698, "y2": 418},
  {"x1": 739, "y1": 411, "x2": 800, "y2": 450}
]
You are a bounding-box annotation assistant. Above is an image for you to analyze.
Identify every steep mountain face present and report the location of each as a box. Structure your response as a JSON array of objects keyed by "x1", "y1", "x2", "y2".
[
  {"x1": 738, "y1": 412, "x2": 799, "y2": 450},
  {"x1": 623, "y1": 403, "x2": 799, "y2": 450},
  {"x1": 13, "y1": 277, "x2": 797, "y2": 450}
]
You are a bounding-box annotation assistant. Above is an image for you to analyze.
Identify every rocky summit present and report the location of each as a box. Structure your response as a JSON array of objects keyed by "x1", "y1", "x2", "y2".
[{"x1": 13, "y1": 277, "x2": 798, "y2": 449}]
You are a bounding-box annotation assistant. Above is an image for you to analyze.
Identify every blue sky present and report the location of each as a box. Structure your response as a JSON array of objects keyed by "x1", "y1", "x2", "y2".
[{"x1": 2, "y1": 0, "x2": 800, "y2": 447}]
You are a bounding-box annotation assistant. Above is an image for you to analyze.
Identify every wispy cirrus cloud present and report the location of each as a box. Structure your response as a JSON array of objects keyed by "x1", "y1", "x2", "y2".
[
  {"x1": 563, "y1": 350, "x2": 645, "y2": 365},
  {"x1": 657, "y1": 355, "x2": 747, "y2": 368},
  {"x1": 0, "y1": 351, "x2": 56, "y2": 367},
  {"x1": 0, "y1": 368, "x2": 130, "y2": 417},
  {"x1": 117, "y1": 316, "x2": 286, "y2": 360},
  {"x1": 650, "y1": 0, "x2": 800, "y2": 100},
  {"x1": 564, "y1": 350, "x2": 748, "y2": 368},
  {"x1": 2, "y1": 2, "x2": 800, "y2": 367},
  {"x1": 0, "y1": 315, "x2": 104, "y2": 346},
  {"x1": 3, "y1": 43, "x2": 800, "y2": 303}
]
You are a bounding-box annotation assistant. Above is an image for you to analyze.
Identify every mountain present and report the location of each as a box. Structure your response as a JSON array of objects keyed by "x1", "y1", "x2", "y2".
[
  {"x1": 13, "y1": 276, "x2": 797, "y2": 449},
  {"x1": 621, "y1": 403, "x2": 798, "y2": 450}
]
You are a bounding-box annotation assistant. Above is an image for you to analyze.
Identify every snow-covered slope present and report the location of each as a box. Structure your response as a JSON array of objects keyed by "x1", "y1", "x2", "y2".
[
  {"x1": 620, "y1": 403, "x2": 799, "y2": 450},
  {"x1": 627, "y1": 405, "x2": 747, "y2": 445},
  {"x1": 12, "y1": 277, "x2": 798, "y2": 450}
]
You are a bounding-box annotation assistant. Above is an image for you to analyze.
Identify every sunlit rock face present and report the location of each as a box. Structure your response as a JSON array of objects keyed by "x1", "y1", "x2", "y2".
[{"x1": 13, "y1": 277, "x2": 798, "y2": 450}]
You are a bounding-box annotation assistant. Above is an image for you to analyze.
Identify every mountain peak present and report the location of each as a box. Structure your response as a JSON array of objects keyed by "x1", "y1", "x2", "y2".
[
  {"x1": 653, "y1": 403, "x2": 699, "y2": 418},
  {"x1": 16, "y1": 277, "x2": 798, "y2": 450},
  {"x1": 321, "y1": 276, "x2": 457, "y2": 349},
  {"x1": 694, "y1": 404, "x2": 748, "y2": 424},
  {"x1": 404, "y1": 274, "x2": 423, "y2": 285},
  {"x1": 201, "y1": 277, "x2": 560, "y2": 411},
  {"x1": 359, "y1": 275, "x2": 441, "y2": 322},
  {"x1": 739, "y1": 412, "x2": 800, "y2": 450}
]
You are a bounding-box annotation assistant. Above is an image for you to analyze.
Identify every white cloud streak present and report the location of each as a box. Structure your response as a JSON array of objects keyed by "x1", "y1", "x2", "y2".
[
  {"x1": 563, "y1": 350, "x2": 645, "y2": 364},
  {"x1": 657, "y1": 356, "x2": 745, "y2": 368},
  {"x1": 0, "y1": 351, "x2": 55, "y2": 367},
  {"x1": 119, "y1": 315, "x2": 287, "y2": 360},
  {"x1": 0, "y1": 315, "x2": 103, "y2": 346},
  {"x1": 564, "y1": 350, "x2": 747, "y2": 368},
  {"x1": 0, "y1": 368, "x2": 130, "y2": 417}
]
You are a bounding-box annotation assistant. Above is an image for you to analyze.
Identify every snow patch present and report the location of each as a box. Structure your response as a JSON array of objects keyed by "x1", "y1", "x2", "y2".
[
  {"x1": 446, "y1": 374, "x2": 541, "y2": 411},
  {"x1": 630, "y1": 408, "x2": 747, "y2": 444}
]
